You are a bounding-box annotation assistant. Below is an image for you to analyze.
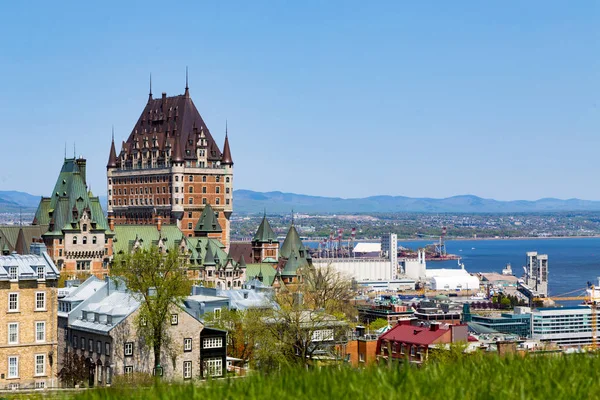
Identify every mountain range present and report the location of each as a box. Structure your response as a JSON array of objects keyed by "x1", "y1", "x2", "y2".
[{"x1": 4, "y1": 190, "x2": 600, "y2": 215}]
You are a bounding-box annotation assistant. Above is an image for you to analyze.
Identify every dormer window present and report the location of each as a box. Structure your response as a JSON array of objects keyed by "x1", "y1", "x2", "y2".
[
  {"x1": 9, "y1": 266, "x2": 17, "y2": 281},
  {"x1": 37, "y1": 266, "x2": 45, "y2": 280},
  {"x1": 83, "y1": 224, "x2": 87, "y2": 232}
]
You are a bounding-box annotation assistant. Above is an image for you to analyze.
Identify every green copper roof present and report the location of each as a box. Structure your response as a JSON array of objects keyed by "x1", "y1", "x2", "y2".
[
  {"x1": 0, "y1": 226, "x2": 47, "y2": 254},
  {"x1": 279, "y1": 224, "x2": 305, "y2": 259},
  {"x1": 113, "y1": 225, "x2": 184, "y2": 254},
  {"x1": 246, "y1": 263, "x2": 277, "y2": 286},
  {"x1": 194, "y1": 204, "x2": 222, "y2": 235},
  {"x1": 185, "y1": 237, "x2": 231, "y2": 269},
  {"x1": 252, "y1": 214, "x2": 277, "y2": 243},
  {"x1": 34, "y1": 158, "x2": 111, "y2": 238}
]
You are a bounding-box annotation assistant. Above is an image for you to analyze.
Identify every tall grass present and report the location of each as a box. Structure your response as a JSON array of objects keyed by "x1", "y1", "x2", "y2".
[{"x1": 13, "y1": 354, "x2": 600, "y2": 400}]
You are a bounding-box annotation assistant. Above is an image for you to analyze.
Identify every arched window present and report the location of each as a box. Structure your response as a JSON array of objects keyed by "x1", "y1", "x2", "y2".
[
  {"x1": 188, "y1": 197, "x2": 193, "y2": 205},
  {"x1": 189, "y1": 186, "x2": 193, "y2": 193},
  {"x1": 83, "y1": 224, "x2": 87, "y2": 231},
  {"x1": 226, "y1": 177, "x2": 230, "y2": 183},
  {"x1": 73, "y1": 236, "x2": 78, "y2": 245},
  {"x1": 83, "y1": 237, "x2": 87, "y2": 245},
  {"x1": 202, "y1": 176, "x2": 206, "y2": 182},
  {"x1": 93, "y1": 236, "x2": 97, "y2": 245},
  {"x1": 216, "y1": 187, "x2": 220, "y2": 194},
  {"x1": 216, "y1": 176, "x2": 220, "y2": 183},
  {"x1": 216, "y1": 198, "x2": 220, "y2": 205},
  {"x1": 175, "y1": 176, "x2": 179, "y2": 182}
]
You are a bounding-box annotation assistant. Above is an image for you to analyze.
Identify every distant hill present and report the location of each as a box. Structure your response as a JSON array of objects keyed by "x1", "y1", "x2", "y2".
[
  {"x1": 5, "y1": 189, "x2": 600, "y2": 215},
  {"x1": 0, "y1": 191, "x2": 40, "y2": 213},
  {"x1": 233, "y1": 190, "x2": 600, "y2": 214}
]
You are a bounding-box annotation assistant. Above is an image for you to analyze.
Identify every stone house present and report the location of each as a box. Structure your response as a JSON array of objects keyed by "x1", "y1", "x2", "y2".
[{"x1": 0, "y1": 243, "x2": 60, "y2": 390}]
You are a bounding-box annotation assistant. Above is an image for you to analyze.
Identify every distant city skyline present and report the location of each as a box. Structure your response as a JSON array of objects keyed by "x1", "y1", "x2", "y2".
[{"x1": 0, "y1": 1, "x2": 598, "y2": 201}]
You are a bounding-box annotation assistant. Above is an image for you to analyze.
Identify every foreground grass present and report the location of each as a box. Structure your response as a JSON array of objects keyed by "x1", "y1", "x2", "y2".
[{"x1": 10, "y1": 354, "x2": 600, "y2": 400}]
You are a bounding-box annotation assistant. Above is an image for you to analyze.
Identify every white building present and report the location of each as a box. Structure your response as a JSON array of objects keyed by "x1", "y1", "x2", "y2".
[
  {"x1": 427, "y1": 261, "x2": 480, "y2": 291},
  {"x1": 531, "y1": 306, "x2": 596, "y2": 347},
  {"x1": 401, "y1": 250, "x2": 427, "y2": 280}
]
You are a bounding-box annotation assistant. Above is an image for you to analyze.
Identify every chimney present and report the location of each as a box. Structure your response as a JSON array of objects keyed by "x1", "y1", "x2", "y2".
[
  {"x1": 76, "y1": 158, "x2": 87, "y2": 184},
  {"x1": 430, "y1": 323, "x2": 440, "y2": 332},
  {"x1": 156, "y1": 215, "x2": 162, "y2": 231},
  {"x1": 108, "y1": 213, "x2": 115, "y2": 231},
  {"x1": 162, "y1": 92, "x2": 167, "y2": 104}
]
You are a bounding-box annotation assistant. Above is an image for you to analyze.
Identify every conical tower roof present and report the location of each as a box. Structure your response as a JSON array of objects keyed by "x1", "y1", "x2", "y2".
[
  {"x1": 221, "y1": 133, "x2": 233, "y2": 165},
  {"x1": 15, "y1": 228, "x2": 27, "y2": 255},
  {"x1": 194, "y1": 204, "x2": 222, "y2": 235},
  {"x1": 203, "y1": 243, "x2": 216, "y2": 266},
  {"x1": 280, "y1": 223, "x2": 305, "y2": 259},
  {"x1": 253, "y1": 212, "x2": 277, "y2": 243},
  {"x1": 238, "y1": 254, "x2": 247, "y2": 268},
  {"x1": 107, "y1": 133, "x2": 118, "y2": 169}
]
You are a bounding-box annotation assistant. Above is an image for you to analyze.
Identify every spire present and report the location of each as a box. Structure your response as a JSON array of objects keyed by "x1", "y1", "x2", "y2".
[
  {"x1": 15, "y1": 227, "x2": 26, "y2": 255},
  {"x1": 184, "y1": 66, "x2": 190, "y2": 98},
  {"x1": 253, "y1": 212, "x2": 277, "y2": 243},
  {"x1": 172, "y1": 134, "x2": 184, "y2": 164},
  {"x1": 148, "y1": 73, "x2": 153, "y2": 102},
  {"x1": 107, "y1": 126, "x2": 118, "y2": 169},
  {"x1": 221, "y1": 123, "x2": 233, "y2": 165}
]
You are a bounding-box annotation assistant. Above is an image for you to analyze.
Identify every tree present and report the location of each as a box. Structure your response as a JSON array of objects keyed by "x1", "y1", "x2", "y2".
[
  {"x1": 296, "y1": 264, "x2": 356, "y2": 319},
  {"x1": 58, "y1": 351, "x2": 88, "y2": 387},
  {"x1": 111, "y1": 246, "x2": 192, "y2": 374},
  {"x1": 369, "y1": 318, "x2": 389, "y2": 332}
]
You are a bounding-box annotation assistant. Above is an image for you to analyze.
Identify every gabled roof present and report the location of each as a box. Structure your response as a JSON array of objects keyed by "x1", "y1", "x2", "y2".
[
  {"x1": 246, "y1": 263, "x2": 278, "y2": 286},
  {"x1": 379, "y1": 324, "x2": 449, "y2": 346},
  {"x1": 253, "y1": 214, "x2": 277, "y2": 243},
  {"x1": 194, "y1": 204, "x2": 222, "y2": 235},
  {"x1": 113, "y1": 225, "x2": 184, "y2": 254}
]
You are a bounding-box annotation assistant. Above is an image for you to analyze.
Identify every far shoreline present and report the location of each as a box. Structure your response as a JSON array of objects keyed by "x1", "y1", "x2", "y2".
[{"x1": 303, "y1": 235, "x2": 600, "y2": 243}]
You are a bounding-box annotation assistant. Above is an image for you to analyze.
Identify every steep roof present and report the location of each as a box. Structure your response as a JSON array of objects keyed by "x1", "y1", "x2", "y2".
[
  {"x1": 0, "y1": 226, "x2": 46, "y2": 255},
  {"x1": 221, "y1": 133, "x2": 233, "y2": 165},
  {"x1": 194, "y1": 204, "x2": 222, "y2": 235},
  {"x1": 279, "y1": 224, "x2": 305, "y2": 259},
  {"x1": 112, "y1": 225, "x2": 184, "y2": 254},
  {"x1": 107, "y1": 136, "x2": 117, "y2": 168},
  {"x1": 115, "y1": 90, "x2": 226, "y2": 168},
  {"x1": 229, "y1": 242, "x2": 252, "y2": 263},
  {"x1": 246, "y1": 263, "x2": 278, "y2": 286},
  {"x1": 253, "y1": 214, "x2": 277, "y2": 243},
  {"x1": 33, "y1": 158, "x2": 111, "y2": 237}
]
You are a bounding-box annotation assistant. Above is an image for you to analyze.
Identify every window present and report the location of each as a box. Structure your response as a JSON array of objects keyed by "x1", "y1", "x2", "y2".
[
  {"x1": 400, "y1": 344, "x2": 406, "y2": 354},
  {"x1": 203, "y1": 337, "x2": 222, "y2": 349},
  {"x1": 216, "y1": 198, "x2": 220, "y2": 205},
  {"x1": 37, "y1": 266, "x2": 45, "y2": 280},
  {"x1": 359, "y1": 353, "x2": 365, "y2": 362},
  {"x1": 226, "y1": 177, "x2": 230, "y2": 183},
  {"x1": 184, "y1": 338, "x2": 192, "y2": 352},
  {"x1": 73, "y1": 335, "x2": 78, "y2": 349},
  {"x1": 8, "y1": 323, "x2": 18, "y2": 344},
  {"x1": 36, "y1": 322, "x2": 45, "y2": 342},
  {"x1": 202, "y1": 198, "x2": 207, "y2": 205},
  {"x1": 216, "y1": 187, "x2": 220, "y2": 194},
  {"x1": 124, "y1": 366, "x2": 133, "y2": 374},
  {"x1": 216, "y1": 176, "x2": 220, "y2": 183},
  {"x1": 189, "y1": 197, "x2": 193, "y2": 204},
  {"x1": 81, "y1": 337, "x2": 85, "y2": 350},
  {"x1": 36, "y1": 292, "x2": 46, "y2": 310},
  {"x1": 410, "y1": 346, "x2": 416, "y2": 356},
  {"x1": 8, "y1": 293, "x2": 18, "y2": 311},
  {"x1": 8, "y1": 356, "x2": 18, "y2": 378},
  {"x1": 93, "y1": 236, "x2": 97, "y2": 244},
  {"x1": 105, "y1": 342, "x2": 111, "y2": 356},
  {"x1": 106, "y1": 367, "x2": 112, "y2": 385},
  {"x1": 214, "y1": 308, "x2": 221, "y2": 319},
  {"x1": 226, "y1": 187, "x2": 230, "y2": 194},
  {"x1": 35, "y1": 354, "x2": 45, "y2": 376},
  {"x1": 203, "y1": 357, "x2": 222, "y2": 377},
  {"x1": 98, "y1": 364, "x2": 103, "y2": 383},
  {"x1": 88, "y1": 339, "x2": 93, "y2": 352},
  {"x1": 202, "y1": 176, "x2": 206, "y2": 182},
  {"x1": 59, "y1": 249, "x2": 63, "y2": 257},
  {"x1": 189, "y1": 186, "x2": 193, "y2": 193},
  {"x1": 188, "y1": 223, "x2": 193, "y2": 229},
  {"x1": 184, "y1": 361, "x2": 192, "y2": 379},
  {"x1": 9, "y1": 266, "x2": 17, "y2": 280},
  {"x1": 83, "y1": 236, "x2": 87, "y2": 244},
  {"x1": 202, "y1": 186, "x2": 206, "y2": 194},
  {"x1": 311, "y1": 329, "x2": 334, "y2": 342},
  {"x1": 189, "y1": 175, "x2": 194, "y2": 182},
  {"x1": 83, "y1": 224, "x2": 87, "y2": 232},
  {"x1": 171, "y1": 314, "x2": 179, "y2": 325},
  {"x1": 35, "y1": 381, "x2": 45, "y2": 389},
  {"x1": 97, "y1": 341, "x2": 102, "y2": 354},
  {"x1": 73, "y1": 236, "x2": 77, "y2": 245},
  {"x1": 124, "y1": 342, "x2": 133, "y2": 356}
]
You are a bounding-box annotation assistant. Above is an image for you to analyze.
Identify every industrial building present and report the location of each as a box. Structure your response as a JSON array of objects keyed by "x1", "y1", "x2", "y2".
[
  {"x1": 426, "y1": 265, "x2": 480, "y2": 292},
  {"x1": 523, "y1": 252, "x2": 549, "y2": 297}
]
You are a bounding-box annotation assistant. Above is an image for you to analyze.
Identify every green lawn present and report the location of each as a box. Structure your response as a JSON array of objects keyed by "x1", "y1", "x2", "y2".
[{"x1": 9, "y1": 354, "x2": 600, "y2": 400}]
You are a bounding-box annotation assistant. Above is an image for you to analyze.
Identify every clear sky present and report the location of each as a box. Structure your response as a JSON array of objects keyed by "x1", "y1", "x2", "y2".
[{"x1": 0, "y1": 1, "x2": 598, "y2": 201}]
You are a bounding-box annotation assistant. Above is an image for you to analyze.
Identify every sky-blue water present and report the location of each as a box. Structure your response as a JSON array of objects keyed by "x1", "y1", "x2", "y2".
[{"x1": 398, "y1": 238, "x2": 600, "y2": 297}]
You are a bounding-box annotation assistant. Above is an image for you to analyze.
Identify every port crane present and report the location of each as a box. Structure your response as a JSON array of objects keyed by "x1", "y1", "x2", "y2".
[
  {"x1": 416, "y1": 226, "x2": 447, "y2": 257},
  {"x1": 533, "y1": 283, "x2": 597, "y2": 351}
]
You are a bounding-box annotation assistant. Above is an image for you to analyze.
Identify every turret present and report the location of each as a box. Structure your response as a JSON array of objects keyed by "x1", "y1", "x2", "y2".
[{"x1": 107, "y1": 132, "x2": 117, "y2": 169}]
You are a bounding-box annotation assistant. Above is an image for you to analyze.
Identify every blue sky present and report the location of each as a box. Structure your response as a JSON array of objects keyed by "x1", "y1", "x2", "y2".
[{"x1": 0, "y1": 1, "x2": 598, "y2": 201}]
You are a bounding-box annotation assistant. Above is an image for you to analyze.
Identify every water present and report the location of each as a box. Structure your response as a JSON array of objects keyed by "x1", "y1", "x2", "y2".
[{"x1": 397, "y1": 238, "x2": 600, "y2": 297}]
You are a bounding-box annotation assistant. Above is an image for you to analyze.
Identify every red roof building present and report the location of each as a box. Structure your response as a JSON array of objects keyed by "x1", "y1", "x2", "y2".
[{"x1": 377, "y1": 321, "x2": 468, "y2": 364}]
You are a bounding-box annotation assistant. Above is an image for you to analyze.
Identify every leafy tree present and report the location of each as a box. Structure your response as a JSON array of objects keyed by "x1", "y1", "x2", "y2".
[
  {"x1": 111, "y1": 246, "x2": 192, "y2": 374},
  {"x1": 369, "y1": 318, "x2": 389, "y2": 331},
  {"x1": 500, "y1": 297, "x2": 512, "y2": 309}
]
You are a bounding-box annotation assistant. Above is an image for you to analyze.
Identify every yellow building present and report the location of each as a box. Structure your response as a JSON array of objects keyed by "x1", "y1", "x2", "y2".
[{"x1": 0, "y1": 242, "x2": 60, "y2": 390}]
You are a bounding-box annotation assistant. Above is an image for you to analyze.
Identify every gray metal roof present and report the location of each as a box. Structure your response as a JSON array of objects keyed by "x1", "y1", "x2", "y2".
[
  {"x1": 70, "y1": 291, "x2": 140, "y2": 334},
  {"x1": 0, "y1": 251, "x2": 59, "y2": 281}
]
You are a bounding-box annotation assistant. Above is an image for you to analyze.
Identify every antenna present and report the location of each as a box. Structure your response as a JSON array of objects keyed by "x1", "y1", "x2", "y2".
[
  {"x1": 185, "y1": 66, "x2": 189, "y2": 90},
  {"x1": 73, "y1": 143, "x2": 76, "y2": 158}
]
